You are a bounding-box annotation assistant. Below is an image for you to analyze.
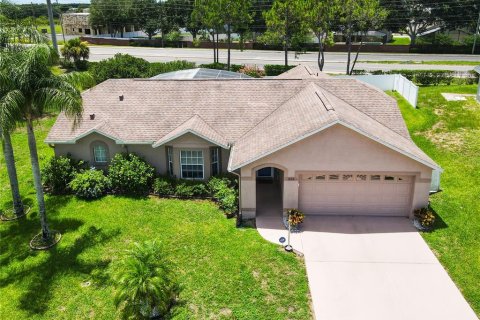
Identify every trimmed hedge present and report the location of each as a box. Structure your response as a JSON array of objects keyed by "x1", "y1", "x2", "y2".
[
  {"x1": 199, "y1": 63, "x2": 244, "y2": 72},
  {"x1": 370, "y1": 69, "x2": 458, "y2": 86},
  {"x1": 264, "y1": 64, "x2": 295, "y2": 76}
]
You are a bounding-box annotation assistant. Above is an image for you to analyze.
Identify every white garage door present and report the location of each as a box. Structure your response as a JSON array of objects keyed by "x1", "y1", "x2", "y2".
[{"x1": 299, "y1": 173, "x2": 413, "y2": 216}]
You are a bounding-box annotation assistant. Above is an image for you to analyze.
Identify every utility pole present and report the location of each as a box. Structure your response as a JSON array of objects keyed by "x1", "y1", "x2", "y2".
[
  {"x1": 46, "y1": 0, "x2": 58, "y2": 52},
  {"x1": 473, "y1": 9, "x2": 480, "y2": 55}
]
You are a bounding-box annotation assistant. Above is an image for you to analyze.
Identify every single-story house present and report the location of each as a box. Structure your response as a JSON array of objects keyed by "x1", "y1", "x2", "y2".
[{"x1": 46, "y1": 65, "x2": 441, "y2": 219}]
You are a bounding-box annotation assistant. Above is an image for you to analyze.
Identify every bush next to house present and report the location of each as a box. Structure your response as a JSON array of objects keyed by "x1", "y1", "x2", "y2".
[
  {"x1": 41, "y1": 156, "x2": 83, "y2": 194},
  {"x1": 153, "y1": 177, "x2": 175, "y2": 196},
  {"x1": 208, "y1": 176, "x2": 238, "y2": 214},
  {"x1": 108, "y1": 153, "x2": 155, "y2": 196},
  {"x1": 264, "y1": 64, "x2": 295, "y2": 76},
  {"x1": 69, "y1": 169, "x2": 110, "y2": 200}
]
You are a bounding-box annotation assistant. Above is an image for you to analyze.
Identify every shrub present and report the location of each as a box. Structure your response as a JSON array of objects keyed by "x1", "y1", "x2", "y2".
[
  {"x1": 218, "y1": 188, "x2": 237, "y2": 214},
  {"x1": 69, "y1": 169, "x2": 110, "y2": 199},
  {"x1": 149, "y1": 60, "x2": 196, "y2": 77},
  {"x1": 89, "y1": 54, "x2": 151, "y2": 83},
  {"x1": 153, "y1": 177, "x2": 174, "y2": 196},
  {"x1": 414, "y1": 70, "x2": 454, "y2": 86},
  {"x1": 414, "y1": 207, "x2": 436, "y2": 229},
  {"x1": 239, "y1": 65, "x2": 265, "y2": 78},
  {"x1": 42, "y1": 156, "x2": 83, "y2": 194},
  {"x1": 174, "y1": 182, "x2": 194, "y2": 198},
  {"x1": 207, "y1": 176, "x2": 238, "y2": 214},
  {"x1": 108, "y1": 153, "x2": 155, "y2": 196},
  {"x1": 199, "y1": 63, "x2": 244, "y2": 72},
  {"x1": 287, "y1": 208, "x2": 305, "y2": 226},
  {"x1": 264, "y1": 64, "x2": 295, "y2": 76},
  {"x1": 188, "y1": 181, "x2": 209, "y2": 197},
  {"x1": 112, "y1": 240, "x2": 178, "y2": 319}
]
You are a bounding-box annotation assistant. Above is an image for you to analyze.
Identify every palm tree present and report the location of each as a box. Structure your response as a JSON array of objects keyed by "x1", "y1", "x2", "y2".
[
  {"x1": 60, "y1": 38, "x2": 89, "y2": 70},
  {"x1": 0, "y1": 53, "x2": 25, "y2": 217},
  {"x1": 113, "y1": 241, "x2": 178, "y2": 319},
  {"x1": 2, "y1": 44, "x2": 90, "y2": 242}
]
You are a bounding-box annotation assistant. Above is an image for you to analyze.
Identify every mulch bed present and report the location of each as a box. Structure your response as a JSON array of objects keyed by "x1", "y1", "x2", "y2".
[
  {"x1": 29, "y1": 230, "x2": 62, "y2": 250},
  {"x1": 0, "y1": 206, "x2": 31, "y2": 222}
]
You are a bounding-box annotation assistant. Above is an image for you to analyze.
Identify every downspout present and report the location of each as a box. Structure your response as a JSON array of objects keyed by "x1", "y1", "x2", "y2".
[{"x1": 231, "y1": 169, "x2": 242, "y2": 227}]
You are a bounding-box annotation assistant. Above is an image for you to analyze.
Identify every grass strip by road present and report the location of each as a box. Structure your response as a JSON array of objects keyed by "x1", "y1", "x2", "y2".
[{"x1": 360, "y1": 60, "x2": 479, "y2": 66}]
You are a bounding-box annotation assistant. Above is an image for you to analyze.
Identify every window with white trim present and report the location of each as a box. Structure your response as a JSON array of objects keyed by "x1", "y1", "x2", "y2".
[
  {"x1": 180, "y1": 150, "x2": 204, "y2": 179},
  {"x1": 93, "y1": 144, "x2": 108, "y2": 163},
  {"x1": 210, "y1": 147, "x2": 220, "y2": 176},
  {"x1": 166, "y1": 146, "x2": 174, "y2": 176}
]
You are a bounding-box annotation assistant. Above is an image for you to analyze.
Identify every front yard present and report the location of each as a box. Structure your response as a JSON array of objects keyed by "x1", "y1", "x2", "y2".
[
  {"x1": 390, "y1": 85, "x2": 480, "y2": 316},
  {"x1": 0, "y1": 118, "x2": 311, "y2": 319}
]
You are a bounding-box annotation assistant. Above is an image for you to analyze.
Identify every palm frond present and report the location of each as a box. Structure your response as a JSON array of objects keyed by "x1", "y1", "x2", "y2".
[{"x1": 0, "y1": 90, "x2": 25, "y2": 132}]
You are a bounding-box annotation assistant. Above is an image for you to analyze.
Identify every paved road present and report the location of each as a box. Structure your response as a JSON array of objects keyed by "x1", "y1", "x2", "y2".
[
  {"x1": 88, "y1": 46, "x2": 480, "y2": 73},
  {"x1": 256, "y1": 215, "x2": 478, "y2": 320}
]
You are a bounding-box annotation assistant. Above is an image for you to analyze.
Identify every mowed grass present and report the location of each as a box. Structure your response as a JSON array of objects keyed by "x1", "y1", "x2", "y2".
[
  {"x1": 389, "y1": 85, "x2": 480, "y2": 316},
  {"x1": 387, "y1": 36, "x2": 411, "y2": 45},
  {"x1": 0, "y1": 118, "x2": 312, "y2": 319},
  {"x1": 361, "y1": 60, "x2": 480, "y2": 66}
]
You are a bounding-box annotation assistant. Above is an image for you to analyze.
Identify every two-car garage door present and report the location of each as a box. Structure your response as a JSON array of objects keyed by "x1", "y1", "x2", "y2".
[{"x1": 299, "y1": 173, "x2": 414, "y2": 216}]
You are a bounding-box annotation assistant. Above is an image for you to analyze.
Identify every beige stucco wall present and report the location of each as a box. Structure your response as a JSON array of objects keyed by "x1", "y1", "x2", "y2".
[
  {"x1": 53, "y1": 132, "x2": 230, "y2": 179},
  {"x1": 240, "y1": 124, "x2": 432, "y2": 218}
]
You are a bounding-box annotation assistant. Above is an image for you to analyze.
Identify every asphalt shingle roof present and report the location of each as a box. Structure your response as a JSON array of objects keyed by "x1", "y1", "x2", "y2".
[{"x1": 46, "y1": 67, "x2": 439, "y2": 170}]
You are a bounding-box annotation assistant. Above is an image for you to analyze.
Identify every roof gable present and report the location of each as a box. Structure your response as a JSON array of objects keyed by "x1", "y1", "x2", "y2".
[
  {"x1": 228, "y1": 83, "x2": 440, "y2": 171},
  {"x1": 153, "y1": 114, "x2": 229, "y2": 148}
]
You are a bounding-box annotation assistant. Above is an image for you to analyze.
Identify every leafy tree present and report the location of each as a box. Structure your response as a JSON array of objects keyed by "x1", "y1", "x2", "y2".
[
  {"x1": 304, "y1": 0, "x2": 337, "y2": 71},
  {"x1": 381, "y1": 0, "x2": 437, "y2": 46},
  {"x1": 182, "y1": 0, "x2": 203, "y2": 40},
  {"x1": 90, "y1": 0, "x2": 134, "y2": 38},
  {"x1": 132, "y1": 0, "x2": 162, "y2": 40},
  {"x1": 192, "y1": 0, "x2": 223, "y2": 63},
  {"x1": 219, "y1": 0, "x2": 253, "y2": 69},
  {"x1": 430, "y1": 0, "x2": 479, "y2": 32},
  {"x1": 61, "y1": 38, "x2": 89, "y2": 70},
  {"x1": 336, "y1": 0, "x2": 387, "y2": 74},
  {"x1": 263, "y1": 0, "x2": 306, "y2": 67},
  {"x1": 1, "y1": 44, "x2": 91, "y2": 242},
  {"x1": 112, "y1": 240, "x2": 178, "y2": 319}
]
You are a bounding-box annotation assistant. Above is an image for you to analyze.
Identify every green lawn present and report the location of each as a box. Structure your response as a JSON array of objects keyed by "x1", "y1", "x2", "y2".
[
  {"x1": 36, "y1": 24, "x2": 62, "y2": 35},
  {"x1": 361, "y1": 60, "x2": 480, "y2": 66},
  {"x1": 389, "y1": 85, "x2": 480, "y2": 316},
  {"x1": 387, "y1": 36, "x2": 411, "y2": 45},
  {"x1": 0, "y1": 118, "x2": 312, "y2": 319}
]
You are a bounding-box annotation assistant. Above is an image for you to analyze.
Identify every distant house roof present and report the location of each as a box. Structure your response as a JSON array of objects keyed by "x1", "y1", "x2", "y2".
[
  {"x1": 276, "y1": 64, "x2": 331, "y2": 79},
  {"x1": 46, "y1": 65, "x2": 440, "y2": 171},
  {"x1": 150, "y1": 68, "x2": 251, "y2": 80}
]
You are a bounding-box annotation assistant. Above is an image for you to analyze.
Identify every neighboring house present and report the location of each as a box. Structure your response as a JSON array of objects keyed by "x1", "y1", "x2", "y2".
[
  {"x1": 474, "y1": 66, "x2": 480, "y2": 102},
  {"x1": 46, "y1": 65, "x2": 441, "y2": 219},
  {"x1": 61, "y1": 12, "x2": 139, "y2": 37},
  {"x1": 61, "y1": 13, "x2": 92, "y2": 36}
]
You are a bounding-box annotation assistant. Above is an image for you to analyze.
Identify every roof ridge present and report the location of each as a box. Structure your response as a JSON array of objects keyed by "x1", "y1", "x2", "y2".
[
  {"x1": 315, "y1": 80, "x2": 411, "y2": 141},
  {"x1": 235, "y1": 82, "x2": 328, "y2": 142}
]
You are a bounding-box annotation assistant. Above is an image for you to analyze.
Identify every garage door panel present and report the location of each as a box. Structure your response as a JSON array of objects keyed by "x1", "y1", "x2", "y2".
[{"x1": 299, "y1": 173, "x2": 413, "y2": 217}]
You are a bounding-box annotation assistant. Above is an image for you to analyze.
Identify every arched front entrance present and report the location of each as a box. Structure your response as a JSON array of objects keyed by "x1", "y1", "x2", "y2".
[{"x1": 255, "y1": 166, "x2": 284, "y2": 216}]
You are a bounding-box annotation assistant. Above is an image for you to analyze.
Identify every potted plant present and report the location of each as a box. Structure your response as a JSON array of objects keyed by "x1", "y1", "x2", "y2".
[
  {"x1": 413, "y1": 206, "x2": 436, "y2": 231},
  {"x1": 283, "y1": 209, "x2": 305, "y2": 232}
]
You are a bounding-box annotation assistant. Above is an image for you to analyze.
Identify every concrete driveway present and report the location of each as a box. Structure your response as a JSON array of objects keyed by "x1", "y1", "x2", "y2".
[{"x1": 256, "y1": 215, "x2": 478, "y2": 320}]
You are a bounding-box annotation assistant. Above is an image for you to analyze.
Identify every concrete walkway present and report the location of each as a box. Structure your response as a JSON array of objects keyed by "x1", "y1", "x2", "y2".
[{"x1": 256, "y1": 215, "x2": 478, "y2": 320}]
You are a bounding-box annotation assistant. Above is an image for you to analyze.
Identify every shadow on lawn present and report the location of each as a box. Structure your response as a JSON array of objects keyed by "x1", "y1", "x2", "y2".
[{"x1": 0, "y1": 194, "x2": 120, "y2": 316}]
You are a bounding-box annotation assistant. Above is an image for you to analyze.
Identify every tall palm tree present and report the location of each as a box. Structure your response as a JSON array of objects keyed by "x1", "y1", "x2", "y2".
[
  {"x1": 0, "y1": 52, "x2": 25, "y2": 217},
  {"x1": 2, "y1": 44, "x2": 89, "y2": 241}
]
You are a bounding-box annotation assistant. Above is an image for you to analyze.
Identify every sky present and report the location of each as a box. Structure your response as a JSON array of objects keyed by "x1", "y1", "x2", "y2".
[{"x1": 11, "y1": 1, "x2": 90, "y2": 4}]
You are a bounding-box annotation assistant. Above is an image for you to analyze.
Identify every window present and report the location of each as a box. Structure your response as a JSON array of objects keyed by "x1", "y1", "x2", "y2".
[
  {"x1": 210, "y1": 147, "x2": 220, "y2": 176},
  {"x1": 329, "y1": 174, "x2": 339, "y2": 180},
  {"x1": 78, "y1": 28, "x2": 83, "y2": 33},
  {"x1": 85, "y1": 28, "x2": 91, "y2": 35},
  {"x1": 384, "y1": 175, "x2": 395, "y2": 181},
  {"x1": 342, "y1": 174, "x2": 353, "y2": 181},
  {"x1": 180, "y1": 150, "x2": 204, "y2": 179},
  {"x1": 257, "y1": 167, "x2": 274, "y2": 178},
  {"x1": 93, "y1": 144, "x2": 108, "y2": 163},
  {"x1": 370, "y1": 175, "x2": 381, "y2": 181},
  {"x1": 166, "y1": 146, "x2": 174, "y2": 176},
  {"x1": 315, "y1": 175, "x2": 326, "y2": 180}
]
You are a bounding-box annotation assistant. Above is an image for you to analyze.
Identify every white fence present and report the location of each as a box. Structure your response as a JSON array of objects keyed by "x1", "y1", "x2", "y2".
[{"x1": 346, "y1": 74, "x2": 419, "y2": 108}]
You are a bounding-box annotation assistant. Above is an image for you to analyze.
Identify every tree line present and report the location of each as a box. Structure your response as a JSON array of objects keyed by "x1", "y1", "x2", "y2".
[{"x1": 88, "y1": 0, "x2": 479, "y2": 72}]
